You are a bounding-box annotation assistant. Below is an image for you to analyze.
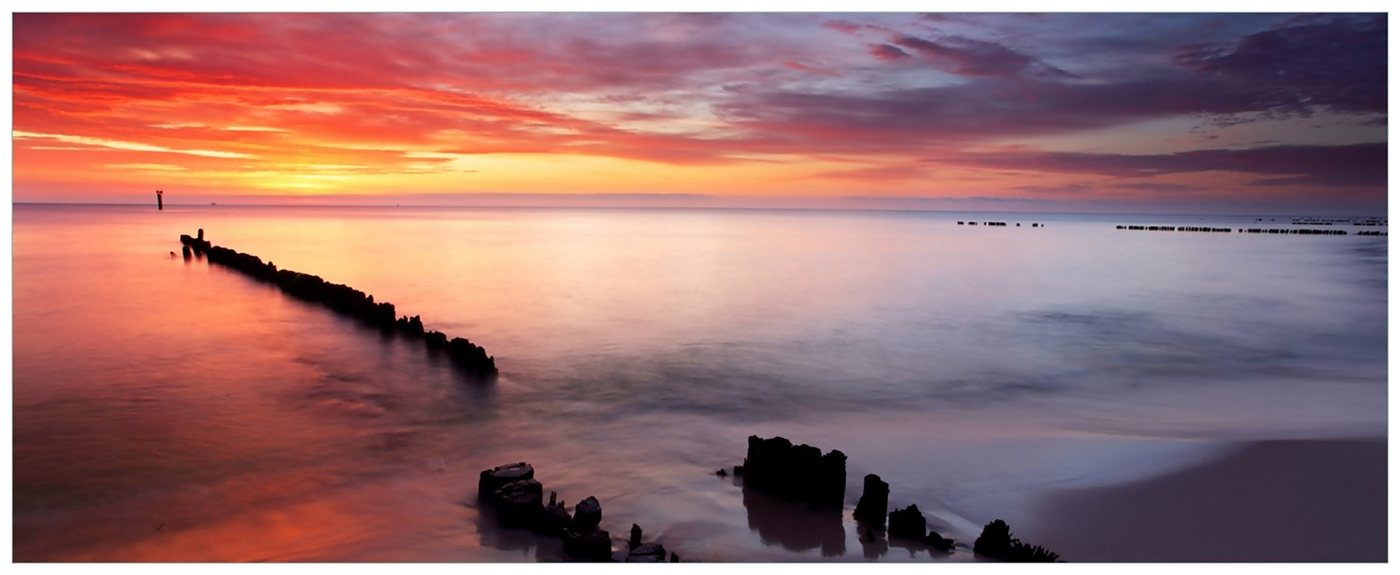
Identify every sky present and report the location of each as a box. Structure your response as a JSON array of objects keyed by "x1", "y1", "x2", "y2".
[{"x1": 10, "y1": 12, "x2": 1389, "y2": 213}]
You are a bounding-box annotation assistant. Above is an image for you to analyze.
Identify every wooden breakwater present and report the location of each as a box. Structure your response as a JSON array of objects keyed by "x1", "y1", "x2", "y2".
[
  {"x1": 958, "y1": 221, "x2": 1043, "y2": 227},
  {"x1": 179, "y1": 230, "x2": 497, "y2": 378},
  {"x1": 1116, "y1": 225, "x2": 1351, "y2": 235}
]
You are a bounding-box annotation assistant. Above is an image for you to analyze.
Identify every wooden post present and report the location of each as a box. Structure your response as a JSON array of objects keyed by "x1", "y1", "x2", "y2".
[{"x1": 156, "y1": 190, "x2": 163, "y2": 211}]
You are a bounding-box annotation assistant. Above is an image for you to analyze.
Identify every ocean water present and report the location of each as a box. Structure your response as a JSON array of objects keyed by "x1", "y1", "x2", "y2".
[{"x1": 11, "y1": 203, "x2": 1387, "y2": 561}]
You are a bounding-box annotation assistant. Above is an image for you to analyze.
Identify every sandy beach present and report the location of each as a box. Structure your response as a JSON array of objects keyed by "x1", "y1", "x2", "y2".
[{"x1": 1022, "y1": 438, "x2": 1387, "y2": 562}]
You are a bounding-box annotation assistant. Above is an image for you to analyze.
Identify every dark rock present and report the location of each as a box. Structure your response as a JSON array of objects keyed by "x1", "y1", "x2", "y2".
[
  {"x1": 562, "y1": 528, "x2": 612, "y2": 561},
  {"x1": 974, "y1": 519, "x2": 1060, "y2": 562},
  {"x1": 887, "y1": 504, "x2": 926, "y2": 540},
  {"x1": 629, "y1": 523, "x2": 643, "y2": 550},
  {"x1": 853, "y1": 474, "x2": 889, "y2": 527},
  {"x1": 492, "y1": 479, "x2": 543, "y2": 528},
  {"x1": 625, "y1": 542, "x2": 667, "y2": 562},
  {"x1": 715, "y1": 468, "x2": 728, "y2": 477},
  {"x1": 819, "y1": 450, "x2": 847, "y2": 508},
  {"x1": 479, "y1": 462, "x2": 534, "y2": 497},
  {"x1": 974, "y1": 519, "x2": 1012, "y2": 558},
  {"x1": 732, "y1": 465, "x2": 744, "y2": 477},
  {"x1": 1009, "y1": 542, "x2": 1061, "y2": 562},
  {"x1": 537, "y1": 491, "x2": 572, "y2": 535},
  {"x1": 573, "y1": 496, "x2": 602, "y2": 531},
  {"x1": 670, "y1": 552, "x2": 679, "y2": 562},
  {"x1": 742, "y1": 435, "x2": 845, "y2": 509},
  {"x1": 926, "y1": 530, "x2": 955, "y2": 553}
]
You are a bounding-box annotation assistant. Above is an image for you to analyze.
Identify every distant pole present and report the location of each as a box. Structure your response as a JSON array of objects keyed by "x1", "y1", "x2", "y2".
[{"x1": 156, "y1": 190, "x2": 164, "y2": 211}]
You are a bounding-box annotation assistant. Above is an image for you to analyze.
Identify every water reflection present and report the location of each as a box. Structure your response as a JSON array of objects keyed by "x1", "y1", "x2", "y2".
[
  {"x1": 471, "y1": 501, "x2": 567, "y2": 561},
  {"x1": 858, "y1": 526, "x2": 888, "y2": 560},
  {"x1": 741, "y1": 486, "x2": 846, "y2": 557}
]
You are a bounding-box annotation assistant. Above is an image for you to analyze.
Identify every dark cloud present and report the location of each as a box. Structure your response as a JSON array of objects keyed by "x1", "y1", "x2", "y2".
[
  {"x1": 718, "y1": 74, "x2": 1288, "y2": 150},
  {"x1": 1116, "y1": 182, "x2": 1208, "y2": 193},
  {"x1": 868, "y1": 43, "x2": 911, "y2": 61},
  {"x1": 891, "y1": 34, "x2": 1075, "y2": 78},
  {"x1": 951, "y1": 143, "x2": 1386, "y2": 189},
  {"x1": 1175, "y1": 14, "x2": 1386, "y2": 114},
  {"x1": 1013, "y1": 182, "x2": 1094, "y2": 194}
]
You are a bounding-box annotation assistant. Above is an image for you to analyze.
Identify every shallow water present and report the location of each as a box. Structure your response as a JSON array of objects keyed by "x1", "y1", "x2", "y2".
[{"x1": 12, "y1": 204, "x2": 1387, "y2": 561}]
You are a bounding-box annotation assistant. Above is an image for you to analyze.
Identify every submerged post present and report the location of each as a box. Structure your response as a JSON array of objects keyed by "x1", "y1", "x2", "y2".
[{"x1": 156, "y1": 190, "x2": 164, "y2": 211}]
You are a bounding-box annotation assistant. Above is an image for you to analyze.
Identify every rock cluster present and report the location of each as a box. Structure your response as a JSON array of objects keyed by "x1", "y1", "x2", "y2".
[
  {"x1": 887, "y1": 504, "x2": 926, "y2": 540},
  {"x1": 477, "y1": 462, "x2": 678, "y2": 562},
  {"x1": 179, "y1": 230, "x2": 497, "y2": 377},
  {"x1": 973, "y1": 519, "x2": 1060, "y2": 562},
  {"x1": 735, "y1": 441, "x2": 1061, "y2": 561},
  {"x1": 624, "y1": 524, "x2": 676, "y2": 562},
  {"x1": 740, "y1": 435, "x2": 845, "y2": 509}
]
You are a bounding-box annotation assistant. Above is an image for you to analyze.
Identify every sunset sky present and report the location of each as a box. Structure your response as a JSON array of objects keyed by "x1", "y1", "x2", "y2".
[{"x1": 11, "y1": 13, "x2": 1389, "y2": 213}]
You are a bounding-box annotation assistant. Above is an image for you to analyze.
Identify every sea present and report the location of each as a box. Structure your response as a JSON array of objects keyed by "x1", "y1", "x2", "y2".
[{"x1": 11, "y1": 203, "x2": 1388, "y2": 561}]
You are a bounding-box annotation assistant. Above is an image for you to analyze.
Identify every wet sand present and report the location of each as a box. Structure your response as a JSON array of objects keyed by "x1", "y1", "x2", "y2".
[{"x1": 1023, "y1": 438, "x2": 1387, "y2": 562}]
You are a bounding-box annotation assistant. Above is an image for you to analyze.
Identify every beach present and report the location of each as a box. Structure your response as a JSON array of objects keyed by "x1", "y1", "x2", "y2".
[{"x1": 1022, "y1": 438, "x2": 1387, "y2": 562}]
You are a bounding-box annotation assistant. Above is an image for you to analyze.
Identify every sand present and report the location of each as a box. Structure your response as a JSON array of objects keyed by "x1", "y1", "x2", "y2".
[{"x1": 1020, "y1": 438, "x2": 1387, "y2": 562}]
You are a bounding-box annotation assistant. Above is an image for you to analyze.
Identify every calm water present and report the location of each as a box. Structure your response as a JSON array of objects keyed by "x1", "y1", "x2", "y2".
[{"x1": 12, "y1": 204, "x2": 1387, "y2": 561}]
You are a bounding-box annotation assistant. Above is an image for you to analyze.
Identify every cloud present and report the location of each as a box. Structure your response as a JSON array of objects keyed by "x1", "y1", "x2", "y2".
[
  {"x1": 821, "y1": 20, "x2": 863, "y2": 35},
  {"x1": 1115, "y1": 182, "x2": 1208, "y2": 193},
  {"x1": 783, "y1": 61, "x2": 842, "y2": 77},
  {"x1": 1013, "y1": 182, "x2": 1094, "y2": 195},
  {"x1": 14, "y1": 130, "x2": 253, "y2": 159},
  {"x1": 105, "y1": 163, "x2": 189, "y2": 171},
  {"x1": 868, "y1": 44, "x2": 911, "y2": 61},
  {"x1": 223, "y1": 126, "x2": 289, "y2": 132},
  {"x1": 1174, "y1": 14, "x2": 1386, "y2": 115},
  {"x1": 9, "y1": 13, "x2": 1387, "y2": 210},
  {"x1": 949, "y1": 143, "x2": 1386, "y2": 189},
  {"x1": 891, "y1": 34, "x2": 1075, "y2": 78}
]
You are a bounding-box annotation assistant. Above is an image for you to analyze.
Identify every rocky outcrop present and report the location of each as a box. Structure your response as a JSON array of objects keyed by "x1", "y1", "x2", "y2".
[
  {"x1": 476, "y1": 461, "x2": 679, "y2": 563},
  {"x1": 479, "y1": 462, "x2": 534, "y2": 495},
  {"x1": 887, "y1": 504, "x2": 926, "y2": 541},
  {"x1": 926, "y1": 530, "x2": 955, "y2": 553},
  {"x1": 974, "y1": 519, "x2": 1060, "y2": 562},
  {"x1": 852, "y1": 474, "x2": 889, "y2": 527},
  {"x1": 562, "y1": 528, "x2": 612, "y2": 561},
  {"x1": 741, "y1": 435, "x2": 845, "y2": 509},
  {"x1": 573, "y1": 496, "x2": 602, "y2": 532}
]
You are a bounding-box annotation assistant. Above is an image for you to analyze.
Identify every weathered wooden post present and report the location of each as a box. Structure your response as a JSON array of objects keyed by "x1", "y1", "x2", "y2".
[{"x1": 156, "y1": 190, "x2": 163, "y2": 211}]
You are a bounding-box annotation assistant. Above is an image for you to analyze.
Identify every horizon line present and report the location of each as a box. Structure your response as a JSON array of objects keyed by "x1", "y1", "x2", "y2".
[{"x1": 11, "y1": 199, "x2": 1387, "y2": 220}]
